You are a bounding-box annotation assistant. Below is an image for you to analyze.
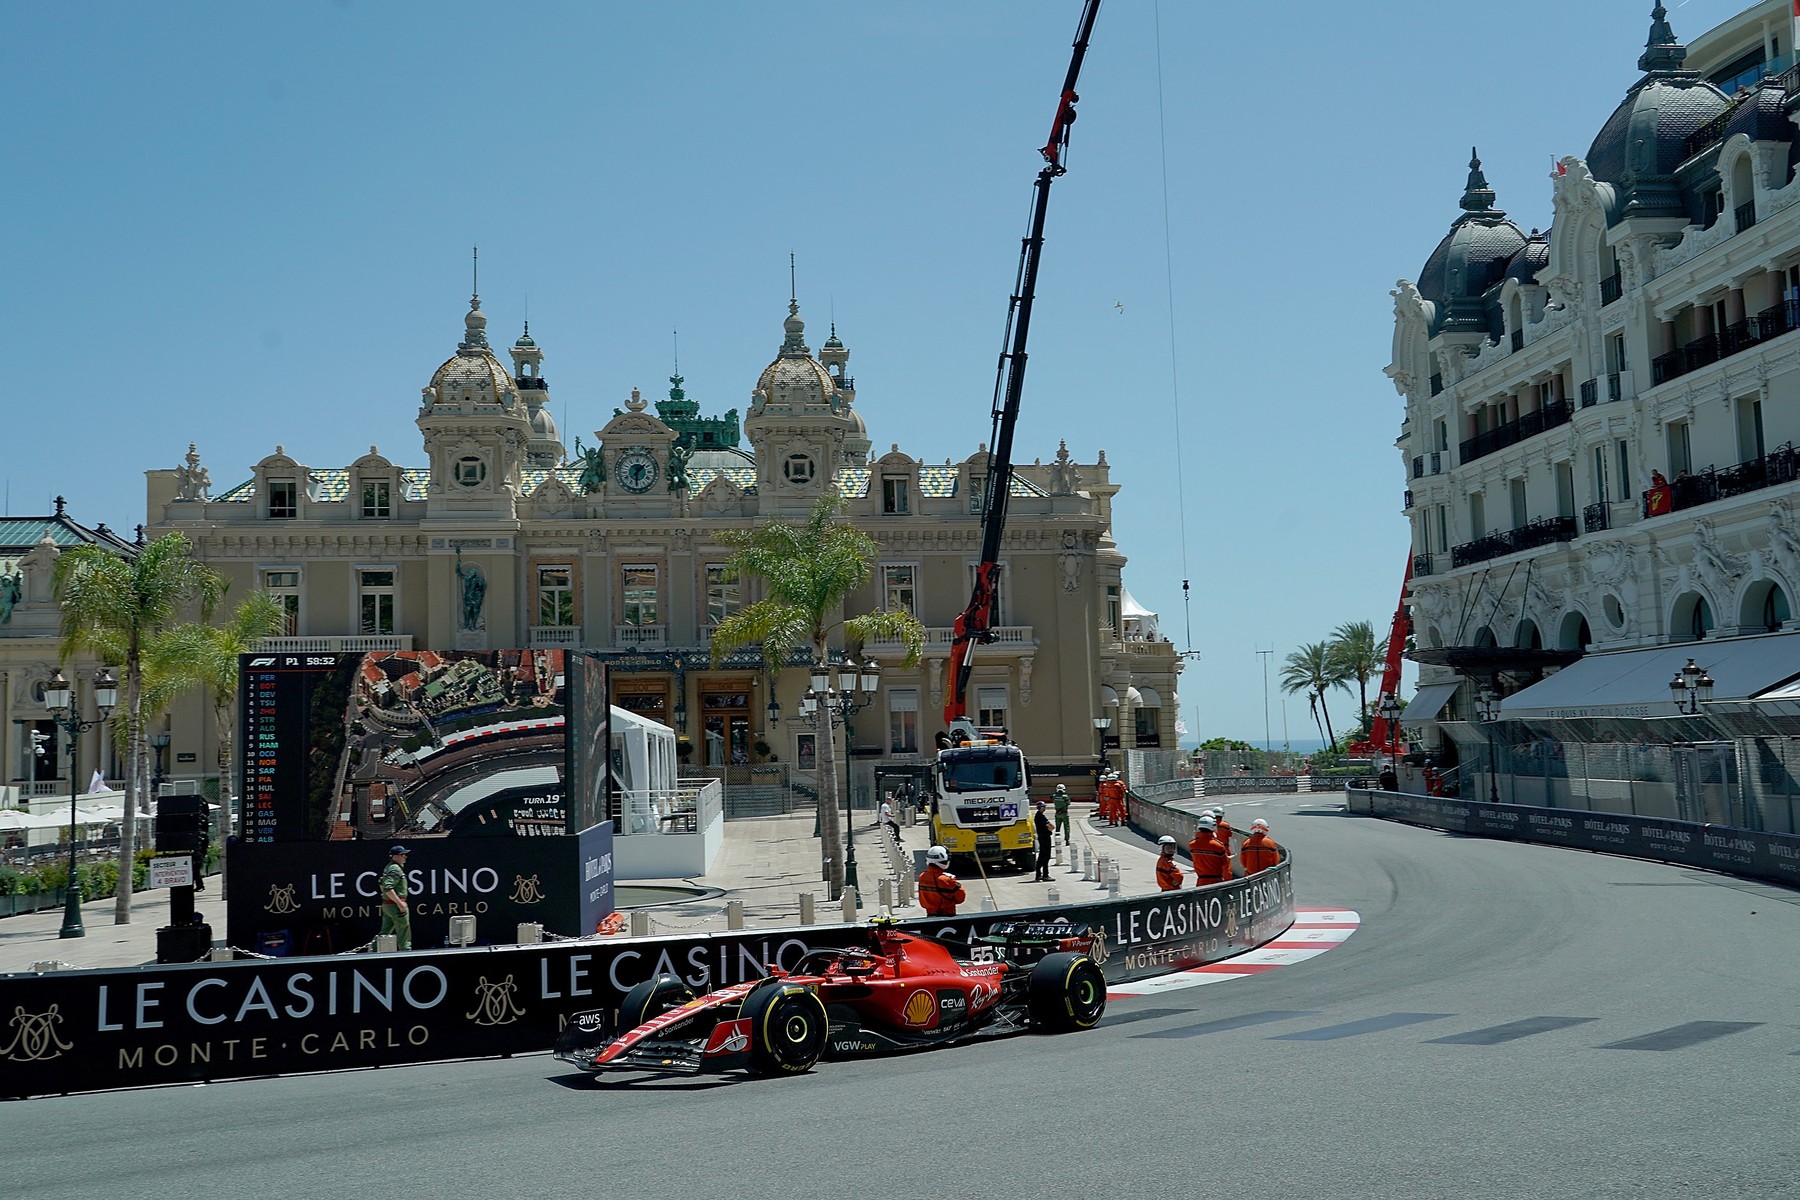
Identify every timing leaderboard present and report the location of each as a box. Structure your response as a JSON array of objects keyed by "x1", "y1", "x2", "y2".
[{"x1": 238, "y1": 653, "x2": 357, "y2": 843}]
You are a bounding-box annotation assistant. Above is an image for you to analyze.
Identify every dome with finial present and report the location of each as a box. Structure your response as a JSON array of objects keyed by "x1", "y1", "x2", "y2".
[
  {"x1": 1583, "y1": 4, "x2": 1728, "y2": 198},
  {"x1": 426, "y1": 292, "x2": 518, "y2": 409},
  {"x1": 753, "y1": 300, "x2": 840, "y2": 412},
  {"x1": 1412, "y1": 149, "x2": 1527, "y2": 334}
]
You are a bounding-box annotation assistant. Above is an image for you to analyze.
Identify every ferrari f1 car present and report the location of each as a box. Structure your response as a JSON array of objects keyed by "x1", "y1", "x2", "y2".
[{"x1": 552, "y1": 919, "x2": 1107, "y2": 1078}]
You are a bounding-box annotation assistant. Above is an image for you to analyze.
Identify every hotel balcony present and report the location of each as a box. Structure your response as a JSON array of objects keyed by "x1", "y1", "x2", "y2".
[
  {"x1": 1450, "y1": 515, "x2": 1577, "y2": 569},
  {"x1": 529, "y1": 625, "x2": 582, "y2": 648},
  {"x1": 863, "y1": 625, "x2": 1035, "y2": 650},
  {"x1": 1641, "y1": 442, "x2": 1800, "y2": 519},
  {"x1": 1458, "y1": 399, "x2": 1572, "y2": 466},
  {"x1": 254, "y1": 635, "x2": 414, "y2": 653},
  {"x1": 614, "y1": 623, "x2": 668, "y2": 649}
]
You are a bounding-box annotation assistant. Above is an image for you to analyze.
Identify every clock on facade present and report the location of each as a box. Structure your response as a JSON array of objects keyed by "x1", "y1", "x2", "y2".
[{"x1": 617, "y1": 446, "x2": 660, "y2": 493}]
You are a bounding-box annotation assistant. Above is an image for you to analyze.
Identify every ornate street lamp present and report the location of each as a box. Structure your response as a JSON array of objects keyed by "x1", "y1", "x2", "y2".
[
  {"x1": 1475, "y1": 685, "x2": 1503, "y2": 806},
  {"x1": 46, "y1": 667, "x2": 118, "y2": 939},
  {"x1": 1092, "y1": 715, "x2": 1112, "y2": 774},
  {"x1": 1377, "y1": 692, "x2": 1405, "y2": 766},
  {"x1": 804, "y1": 657, "x2": 881, "y2": 903},
  {"x1": 149, "y1": 730, "x2": 171, "y2": 798},
  {"x1": 1668, "y1": 658, "x2": 1714, "y2": 716}
]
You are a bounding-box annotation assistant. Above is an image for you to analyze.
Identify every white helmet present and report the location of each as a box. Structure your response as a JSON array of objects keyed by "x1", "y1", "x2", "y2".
[
  {"x1": 1158, "y1": 835, "x2": 1176, "y2": 848},
  {"x1": 1252, "y1": 818, "x2": 1270, "y2": 832},
  {"x1": 926, "y1": 845, "x2": 950, "y2": 866},
  {"x1": 1196, "y1": 816, "x2": 1217, "y2": 831},
  {"x1": 1209, "y1": 808, "x2": 1225, "y2": 819}
]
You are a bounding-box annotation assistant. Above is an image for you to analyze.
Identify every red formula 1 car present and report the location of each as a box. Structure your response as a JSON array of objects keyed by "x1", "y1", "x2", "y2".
[{"x1": 552, "y1": 920, "x2": 1107, "y2": 1078}]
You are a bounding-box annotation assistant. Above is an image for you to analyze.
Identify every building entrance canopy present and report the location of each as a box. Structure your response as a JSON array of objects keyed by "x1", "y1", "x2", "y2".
[
  {"x1": 1499, "y1": 632, "x2": 1800, "y2": 721},
  {"x1": 1401, "y1": 682, "x2": 1460, "y2": 723}
]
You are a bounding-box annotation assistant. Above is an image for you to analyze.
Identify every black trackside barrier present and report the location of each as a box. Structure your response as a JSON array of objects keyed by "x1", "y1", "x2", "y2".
[
  {"x1": 1348, "y1": 789, "x2": 1800, "y2": 890},
  {"x1": 0, "y1": 862, "x2": 1292, "y2": 1098}
]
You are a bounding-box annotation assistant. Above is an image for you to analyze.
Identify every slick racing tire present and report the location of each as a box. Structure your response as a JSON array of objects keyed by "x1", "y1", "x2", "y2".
[
  {"x1": 1027, "y1": 951, "x2": 1107, "y2": 1032},
  {"x1": 618, "y1": 972, "x2": 696, "y2": 1033},
  {"x1": 742, "y1": 983, "x2": 828, "y2": 1075}
]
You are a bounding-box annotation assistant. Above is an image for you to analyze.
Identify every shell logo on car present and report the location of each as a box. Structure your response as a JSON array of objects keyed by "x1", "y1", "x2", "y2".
[{"x1": 902, "y1": 990, "x2": 936, "y2": 1027}]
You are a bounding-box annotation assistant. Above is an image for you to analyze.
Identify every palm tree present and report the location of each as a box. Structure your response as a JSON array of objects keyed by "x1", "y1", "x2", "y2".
[
  {"x1": 1328, "y1": 619, "x2": 1384, "y2": 734},
  {"x1": 143, "y1": 591, "x2": 286, "y2": 886},
  {"x1": 57, "y1": 532, "x2": 224, "y2": 923},
  {"x1": 1280, "y1": 642, "x2": 1341, "y2": 750},
  {"x1": 709, "y1": 496, "x2": 925, "y2": 897}
]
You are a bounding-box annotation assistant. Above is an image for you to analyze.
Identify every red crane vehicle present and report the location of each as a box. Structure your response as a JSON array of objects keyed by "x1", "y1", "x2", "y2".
[
  {"x1": 1347, "y1": 557, "x2": 1414, "y2": 762},
  {"x1": 931, "y1": 0, "x2": 1101, "y2": 869}
]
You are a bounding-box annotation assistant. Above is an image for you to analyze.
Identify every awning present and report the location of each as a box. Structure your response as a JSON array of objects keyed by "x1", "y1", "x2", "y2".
[
  {"x1": 1400, "y1": 682, "x2": 1459, "y2": 723},
  {"x1": 1500, "y1": 631, "x2": 1800, "y2": 720}
]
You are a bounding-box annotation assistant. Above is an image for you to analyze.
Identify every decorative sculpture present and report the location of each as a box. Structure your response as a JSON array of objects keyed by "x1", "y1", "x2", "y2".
[
  {"x1": 668, "y1": 442, "x2": 692, "y2": 493},
  {"x1": 174, "y1": 442, "x2": 212, "y2": 502},
  {"x1": 572, "y1": 436, "x2": 606, "y2": 494},
  {"x1": 454, "y1": 548, "x2": 487, "y2": 632}
]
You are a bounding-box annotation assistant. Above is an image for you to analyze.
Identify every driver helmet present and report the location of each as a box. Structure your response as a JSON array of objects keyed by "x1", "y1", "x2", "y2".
[
  {"x1": 1196, "y1": 815, "x2": 1217, "y2": 831},
  {"x1": 926, "y1": 845, "x2": 950, "y2": 866},
  {"x1": 1158, "y1": 835, "x2": 1176, "y2": 851},
  {"x1": 1252, "y1": 818, "x2": 1270, "y2": 832}
]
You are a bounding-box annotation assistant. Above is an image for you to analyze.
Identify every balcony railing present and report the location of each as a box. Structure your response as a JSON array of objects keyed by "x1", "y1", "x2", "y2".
[
  {"x1": 1582, "y1": 501, "x2": 1610, "y2": 533},
  {"x1": 1736, "y1": 202, "x2": 1757, "y2": 233},
  {"x1": 1412, "y1": 553, "x2": 1435, "y2": 577},
  {"x1": 1458, "y1": 399, "x2": 1573, "y2": 465},
  {"x1": 865, "y1": 625, "x2": 1035, "y2": 649},
  {"x1": 1607, "y1": 371, "x2": 1626, "y2": 402},
  {"x1": 1449, "y1": 516, "x2": 1578, "y2": 569},
  {"x1": 1412, "y1": 456, "x2": 1424, "y2": 479},
  {"x1": 1429, "y1": 451, "x2": 1442, "y2": 474},
  {"x1": 1600, "y1": 272, "x2": 1623, "y2": 306},
  {"x1": 1655, "y1": 301, "x2": 1800, "y2": 386},
  {"x1": 254, "y1": 635, "x2": 414, "y2": 653},
  {"x1": 1579, "y1": 378, "x2": 1599, "y2": 407},
  {"x1": 1403, "y1": 489, "x2": 1414, "y2": 510},
  {"x1": 1429, "y1": 373, "x2": 1443, "y2": 396},
  {"x1": 614, "y1": 623, "x2": 668, "y2": 648},
  {"x1": 1510, "y1": 328, "x2": 1524, "y2": 351},
  {"x1": 1642, "y1": 442, "x2": 1800, "y2": 518},
  {"x1": 529, "y1": 625, "x2": 582, "y2": 648}
]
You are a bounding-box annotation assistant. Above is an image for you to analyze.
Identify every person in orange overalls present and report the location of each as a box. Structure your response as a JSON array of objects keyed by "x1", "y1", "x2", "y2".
[
  {"x1": 917, "y1": 845, "x2": 967, "y2": 916},
  {"x1": 1188, "y1": 815, "x2": 1231, "y2": 887},
  {"x1": 1099, "y1": 773, "x2": 1126, "y2": 826},
  {"x1": 1155, "y1": 836, "x2": 1185, "y2": 890},
  {"x1": 1239, "y1": 818, "x2": 1281, "y2": 875},
  {"x1": 1208, "y1": 807, "x2": 1234, "y2": 848}
]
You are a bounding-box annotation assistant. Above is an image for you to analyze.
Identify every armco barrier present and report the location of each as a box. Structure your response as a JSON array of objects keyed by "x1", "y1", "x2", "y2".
[
  {"x1": 1349, "y1": 788, "x2": 1800, "y2": 890},
  {"x1": 0, "y1": 863, "x2": 1291, "y2": 1098}
]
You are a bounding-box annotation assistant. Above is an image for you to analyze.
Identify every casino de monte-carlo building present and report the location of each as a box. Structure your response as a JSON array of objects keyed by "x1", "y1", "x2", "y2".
[
  {"x1": 1388, "y1": 2, "x2": 1800, "y2": 831},
  {"x1": 143, "y1": 289, "x2": 1181, "y2": 803}
]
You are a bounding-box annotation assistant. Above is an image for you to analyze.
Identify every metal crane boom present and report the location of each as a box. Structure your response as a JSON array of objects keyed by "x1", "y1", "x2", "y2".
[{"x1": 944, "y1": 0, "x2": 1101, "y2": 728}]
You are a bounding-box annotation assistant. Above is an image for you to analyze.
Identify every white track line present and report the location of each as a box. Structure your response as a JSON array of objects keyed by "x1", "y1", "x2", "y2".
[{"x1": 1108, "y1": 907, "x2": 1361, "y2": 999}]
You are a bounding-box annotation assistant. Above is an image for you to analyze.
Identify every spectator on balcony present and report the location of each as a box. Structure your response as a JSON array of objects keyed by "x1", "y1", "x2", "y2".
[{"x1": 1651, "y1": 470, "x2": 1668, "y2": 487}]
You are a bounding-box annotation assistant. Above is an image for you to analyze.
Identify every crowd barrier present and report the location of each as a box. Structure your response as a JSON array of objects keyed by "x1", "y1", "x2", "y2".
[
  {"x1": 0, "y1": 858, "x2": 1292, "y2": 1098},
  {"x1": 1349, "y1": 788, "x2": 1800, "y2": 890}
]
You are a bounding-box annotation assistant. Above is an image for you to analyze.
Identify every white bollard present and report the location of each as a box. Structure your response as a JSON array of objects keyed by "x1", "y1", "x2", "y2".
[
  {"x1": 375, "y1": 933, "x2": 397, "y2": 953},
  {"x1": 516, "y1": 922, "x2": 544, "y2": 944},
  {"x1": 1047, "y1": 886, "x2": 1061, "y2": 905},
  {"x1": 1106, "y1": 861, "x2": 1121, "y2": 897},
  {"x1": 1053, "y1": 844, "x2": 1065, "y2": 867},
  {"x1": 878, "y1": 879, "x2": 894, "y2": 910},
  {"x1": 629, "y1": 910, "x2": 652, "y2": 937},
  {"x1": 1069, "y1": 845, "x2": 1083, "y2": 874},
  {"x1": 799, "y1": 892, "x2": 816, "y2": 925},
  {"x1": 841, "y1": 888, "x2": 858, "y2": 924},
  {"x1": 980, "y1": 895, "x2": 996, "y2": 911},
  {"x1": 1083, "y1": 848, "x2": 1096, "y2": 881},
  {"x1": 725, "y1": 900, "x2": 744, "y2": 930},
  {"x1": 210, "y1": 946, "x2": 233, "y2": 962}
]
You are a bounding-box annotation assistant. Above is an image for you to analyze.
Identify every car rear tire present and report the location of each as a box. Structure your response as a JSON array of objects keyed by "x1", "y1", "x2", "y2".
[
  {"x1": 617, "y1": 972, "x2": 694, "y2": 1032},
  {"x1": 1027, "y1": 951, "x2": 1106, "y2": 1031},
  {"x1": 743, "y1": 983, "x2": 828, "y2": 1075}
]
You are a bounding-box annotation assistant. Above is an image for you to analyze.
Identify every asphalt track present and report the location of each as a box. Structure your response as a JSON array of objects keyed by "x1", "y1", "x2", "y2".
[{"x1": 10, "y1": 799, "x2": 1800, "y2": 1199}]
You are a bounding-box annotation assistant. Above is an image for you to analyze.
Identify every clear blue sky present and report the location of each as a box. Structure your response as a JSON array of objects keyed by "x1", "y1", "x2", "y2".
[{"x1": 1, "y1": 0, "x2": 1753, "y2": 744}]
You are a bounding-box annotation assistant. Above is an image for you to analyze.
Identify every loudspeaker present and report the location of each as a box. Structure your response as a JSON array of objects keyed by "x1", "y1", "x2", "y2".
[{"x1": 156, "y1": 795, "x2": 203, "y2": 854}]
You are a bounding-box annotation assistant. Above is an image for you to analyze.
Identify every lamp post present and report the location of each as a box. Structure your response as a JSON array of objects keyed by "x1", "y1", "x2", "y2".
[
  {"x1": 1475, "y1": 685, "x2": 1502, "y2": 806},
  {"x1": 1377, "y1": 692, "x2": 1404, "y2": 770},
  {"x1": 802, "y1": 656, "x2": 880, "y2": 903},
  {"x1": 1668, "y1": 657, "x2": 1714, "y2": 715},
  {"x1": 45, "y1": 667, "x2": 118, "y2": 940},
  {"x1": 1092, "y1": 715, "x2": 1111, "y2": 775},
  {"x1": 149, "y1": 730, "x2": 171, "y2": 798}
]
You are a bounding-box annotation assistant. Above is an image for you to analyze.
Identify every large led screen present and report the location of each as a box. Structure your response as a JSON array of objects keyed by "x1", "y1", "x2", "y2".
[{"x1": 240, "y1": 650, "x2": 571, "y2": 842}]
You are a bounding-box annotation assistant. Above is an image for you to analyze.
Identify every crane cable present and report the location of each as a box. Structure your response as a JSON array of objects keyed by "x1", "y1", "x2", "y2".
[{"x1": 1153, "y1": 2, "x2": 1199, "y2": 733}]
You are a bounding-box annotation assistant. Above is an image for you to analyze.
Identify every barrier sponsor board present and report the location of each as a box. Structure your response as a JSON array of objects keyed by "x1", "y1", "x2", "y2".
[
  {"x1": 0, "y1": 861, "x2": 1290, "y2": 1098},
  {"x1": 1354, "y1": 789, "x2": 1800, "y2": 889},
  {"x1": 226, "y1": 822, "x2": 614, "y2": 953}
]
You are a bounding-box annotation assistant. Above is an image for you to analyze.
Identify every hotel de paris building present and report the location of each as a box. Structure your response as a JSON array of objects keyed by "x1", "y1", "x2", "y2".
[{"x1": 1391, "y1": 2, "x2": 1800, "y2": 829}]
